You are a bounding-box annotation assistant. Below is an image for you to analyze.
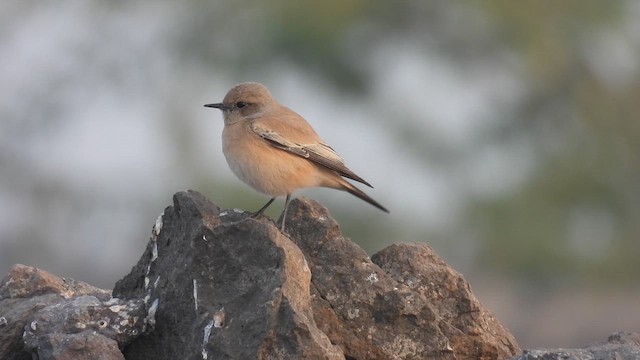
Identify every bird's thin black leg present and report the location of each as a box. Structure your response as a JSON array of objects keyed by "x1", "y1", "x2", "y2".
[
  {"x1": 280, "y1": 194, "x2": 292, "y2": 233},
  {"x1": 251, "y1": 197, "x2": 276, "y2": 218}
]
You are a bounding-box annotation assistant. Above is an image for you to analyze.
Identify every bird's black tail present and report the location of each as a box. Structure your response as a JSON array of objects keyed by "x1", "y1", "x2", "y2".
[{"x1": 339, "y1": 179, "x2": 389, "y2": 213}]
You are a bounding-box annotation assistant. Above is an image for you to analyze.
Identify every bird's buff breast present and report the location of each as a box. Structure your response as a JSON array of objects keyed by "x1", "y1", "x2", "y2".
[{"x1": 222, "y1": 123, "x2": 320, "y2": 196}]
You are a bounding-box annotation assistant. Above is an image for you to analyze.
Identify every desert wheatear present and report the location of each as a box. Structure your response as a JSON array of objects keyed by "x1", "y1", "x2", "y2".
[{"x1": 205, "y1": 82, "x2": 387, "y2": 231}]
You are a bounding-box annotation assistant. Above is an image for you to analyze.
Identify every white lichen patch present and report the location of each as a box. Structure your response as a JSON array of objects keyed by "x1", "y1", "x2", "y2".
[
  {"x1": 143, "y1": 238, "x2": 160, "y2": 302},
  {"x1": 367, "y1": 326, "x2": 377, "y2": 340},
  {"x1": 202, "y1": 319, "x2": 214, "y2": 359},
  {"x1": 365, "y1": 272, "x2": 379, "y2": 284},
  {"x1": 221, "y1": 208, "x2": 245, "y2": 217},
  {"x1": 109, "y1": 305, "x2": 125, "y2": 313},
  {"x1": 104, "y1": 298, "x2": 119, "y2": 305},
  {"x1": 325, "y1": 291, "x2": 338, "y2": 302},
  {"x1": 193, "y1": 279, "x2": 198, "y2": 312},
  {"x1": 151, "y1": 241, "x2": 158, "y2": 262},
  {"x1": 405, "y1": 277, "x2": 418, "y2": 288},
  {"x1": 383, "y1": 335, "x2": 424, "y2": 358},
  {"x1": 147, "y1": 298, "x2": 159, "y2": 328},
  {"x1": 152, "y1": 212, "x2": 164, "y2": 238},
  {"x1": 347, "y1": 308, "x2": 360, "y2": 319}
]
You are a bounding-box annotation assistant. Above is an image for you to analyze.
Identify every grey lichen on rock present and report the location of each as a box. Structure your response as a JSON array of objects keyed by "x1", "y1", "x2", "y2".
[
  {"x1": 511, "y1": 332, "x2": 640, "y2": 360},
  {"x1": 23, "y1": 295, "x2": 146, "y2": 357},
  {"x1": 0, "y1": 264, "x2": 132, "y2": 360}
]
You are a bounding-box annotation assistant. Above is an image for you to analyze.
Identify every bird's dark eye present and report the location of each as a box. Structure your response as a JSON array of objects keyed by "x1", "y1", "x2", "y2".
[{"x1": 236, "y1": 101, "x2": 247, "y2": 109}]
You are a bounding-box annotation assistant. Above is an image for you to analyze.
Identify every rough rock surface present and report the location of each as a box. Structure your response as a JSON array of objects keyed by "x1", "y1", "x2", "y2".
[
  {"x1": 0, "y1": 264, "x2": 111, "y2": 300},
  {"x1": 112, "y1": 190, "x2": 520, "y2": 359},
  {"x1": 284, "y1": 198, "x2": 521, "y2": 359},
  {"x1": 512, "y1": 332, "x2": 640, "y2": 360},
  {"x1": 29, "y1": 333, "x2": 124, "y2": 360},
  {"x1": 0, "y1": 264, "x2": 125, "y2": 360},
  {"x1": 3, "y1": 191, "x2": 638, "y2": 360},
  {"x1": 113, "y1": 190, "x2": 343, "y2": 360},
  {"x1": 372, "y1": 244, "x2": 518, "y2": 358},
  {"x1": 23, "y1": 295, "x2": 146, "y2": 360}
]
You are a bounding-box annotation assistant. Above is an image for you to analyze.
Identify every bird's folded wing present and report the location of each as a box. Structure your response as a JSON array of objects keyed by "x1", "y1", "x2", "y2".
[{"x1": 250, "y1": 123, "x2": 372, "y2": 187}]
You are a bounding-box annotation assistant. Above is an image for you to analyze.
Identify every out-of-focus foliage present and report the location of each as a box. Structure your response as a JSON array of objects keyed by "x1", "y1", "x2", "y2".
[{"x1": 462, "y1": 1, "x2": 640, "y2": 287}]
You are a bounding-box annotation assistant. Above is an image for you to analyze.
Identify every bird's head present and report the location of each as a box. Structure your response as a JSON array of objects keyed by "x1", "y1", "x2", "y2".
[{"x1": 205, "y1": 82, "x2": 275, "y2": 125}]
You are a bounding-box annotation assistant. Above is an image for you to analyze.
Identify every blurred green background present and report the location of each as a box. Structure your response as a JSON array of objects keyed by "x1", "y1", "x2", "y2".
[{"x1": 1, "y1": 0, "x2": 639, "y2": 349}]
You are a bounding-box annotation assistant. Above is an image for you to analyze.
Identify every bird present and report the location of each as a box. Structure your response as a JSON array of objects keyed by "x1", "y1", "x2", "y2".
[{"x1": 204, "y1": 82, "x2": 388, "y2": 232}]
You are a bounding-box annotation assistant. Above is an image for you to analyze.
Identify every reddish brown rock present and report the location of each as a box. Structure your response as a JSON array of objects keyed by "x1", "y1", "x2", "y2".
[
  {"x1": 0, "y1": 264, "x2": 110, "y2": 300},
  {"x1": 284, "y1": 197, "x2": 521, "y2": 359},
  {"x1": 372, "y1": 243, "x2": 520, "y2": 359}
]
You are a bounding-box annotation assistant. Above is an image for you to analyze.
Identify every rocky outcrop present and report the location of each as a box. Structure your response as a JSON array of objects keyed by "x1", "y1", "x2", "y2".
[
  {"x1": 0, "y1": 264, "x2": 142, "y2": 360},
  {"x1": 512, "y1": 332, "x2": 640, "y2": 360},
  {"x1": 1, "y1": 190, "x2": 525, "y2": 359},
  {"x1": 113, "y1": 190, "x2": 343, "y2": 359},
  {"x1": 112, "y1": 190, "x2": 520, "y2": 359},
  {"x1": 284, "y1": 197, "x2": 520, "y2": 359}
]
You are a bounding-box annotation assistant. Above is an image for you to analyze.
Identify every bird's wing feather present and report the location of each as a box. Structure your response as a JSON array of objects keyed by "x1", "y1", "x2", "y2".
[
  {"x1": 251, "y1": 124, "x2": 308, "y2": 157},
  {"x1": 250, "y1": 122, "x2": 372, "y2": 187}
]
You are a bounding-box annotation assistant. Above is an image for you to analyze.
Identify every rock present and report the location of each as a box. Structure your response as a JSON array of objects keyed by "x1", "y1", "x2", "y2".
[
  {"x1": 372, "y1": 243, "x2": 520, "y2": 358},
  {"x1": 30, "y1": 333, "x2": 124, "y2": 360},
  {"x1": 23, "y1": 295, "x2": 146, "y2": 359},
  {"x1": 0, "y1": 264, "x2": 110, "y2": 300},
  {"x1": 0, "y1": 264, "x2": 141, "y2": 360},
  {"x1": 0, "y1": 294, "x2": 59, "y2": 360},
  {"x1": 5, "y1": 190, "x2": 638, "y2": 360},
  {"x1": 512, "y1": 332, "x2": 640, "y2": 360},
  {"x1": 113, "y1": 190, "x2": 343, "y2": 360},
  {"x1": 113, "y1": 190, "x2": 520, "y2": 359},
  {"x1": 1, "y1": 190, "x2": 525, "y2": 360},
  {"x1": 0, "y1": 264, "x2": 114, "y2": 360},
  {"x1": 283, "y1": 197, "x2": 521, "y2": 359}
]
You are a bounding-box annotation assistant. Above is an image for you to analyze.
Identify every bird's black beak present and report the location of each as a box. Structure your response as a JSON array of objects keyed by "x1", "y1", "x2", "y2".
[{"x1": 204, "y1": 103, "x2": 227, "y2": 110}]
